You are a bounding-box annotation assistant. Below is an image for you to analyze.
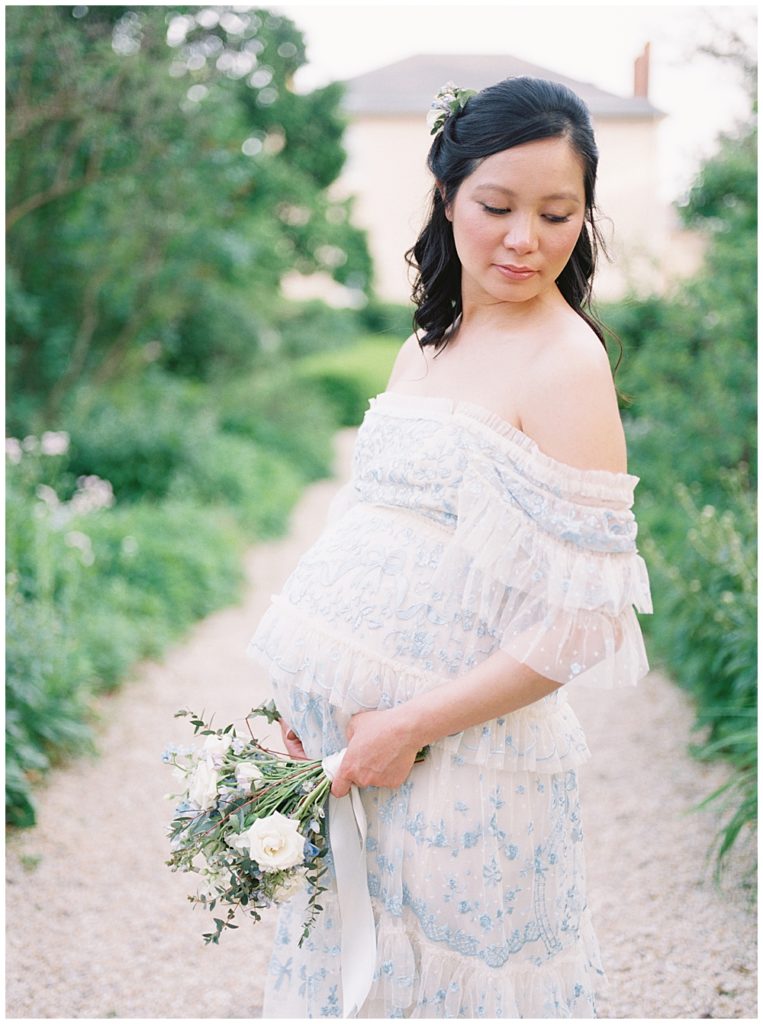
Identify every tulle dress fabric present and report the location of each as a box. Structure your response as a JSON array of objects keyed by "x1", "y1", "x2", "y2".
[{"x1": 247, "y1": 391, "x2": 652, "y2": 1018}]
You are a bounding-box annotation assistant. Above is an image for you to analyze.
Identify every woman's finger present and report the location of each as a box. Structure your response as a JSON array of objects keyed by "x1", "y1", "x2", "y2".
[
  {"x1": 278, "y1": 717, "x2": 308, "y2": 759},
  {"x1": 330, "y1": 773, "x2": 352, "y2": 799}
]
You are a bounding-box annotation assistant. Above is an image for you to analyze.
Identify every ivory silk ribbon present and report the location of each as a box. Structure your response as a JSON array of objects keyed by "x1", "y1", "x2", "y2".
[{"x1": 321, "y1": 748, "x2": 377, "y2": 1018}]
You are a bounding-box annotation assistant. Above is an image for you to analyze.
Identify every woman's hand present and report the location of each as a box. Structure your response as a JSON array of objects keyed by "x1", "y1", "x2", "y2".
[
  {"x1": 278, "y1": 717, "x2": 308, "y2": 760},
  {"x1": 330, "y1": 707, "x2": 420, "y2": 798}
]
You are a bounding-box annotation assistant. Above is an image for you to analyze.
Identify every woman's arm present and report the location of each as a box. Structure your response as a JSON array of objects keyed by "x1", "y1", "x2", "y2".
[{"x1": 329, "y1": 649, "x2": 560, "y2": 797}]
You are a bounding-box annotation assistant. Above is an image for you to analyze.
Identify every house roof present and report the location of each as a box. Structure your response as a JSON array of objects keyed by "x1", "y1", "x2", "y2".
[{"x1": 341, "y1": 53, "x2": 665, "y2": 120}]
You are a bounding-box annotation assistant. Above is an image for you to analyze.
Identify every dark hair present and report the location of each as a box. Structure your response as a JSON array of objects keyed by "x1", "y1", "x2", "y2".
[{"x1": 406, "y1": 76, "x2": 616, "y2": 362}]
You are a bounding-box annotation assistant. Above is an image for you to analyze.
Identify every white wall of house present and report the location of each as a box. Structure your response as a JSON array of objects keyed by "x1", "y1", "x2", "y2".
[{"x1": 331, "y1": 116, "x2": 432, "y2": 304}]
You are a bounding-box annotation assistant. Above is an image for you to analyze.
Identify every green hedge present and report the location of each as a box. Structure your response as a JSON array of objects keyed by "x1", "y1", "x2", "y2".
[
  {"x1": 296, "y1": 335, "x2": 401, "y2": 425},
  {"x1": 5, "y1": 362, "x2": 344, "y2": 826},
  {"x1": 603, "y1": 114, "x2": 756, "y2": 874},
  {"x1": 212, "y1": 367, "x2": 337, "y2": 483}
]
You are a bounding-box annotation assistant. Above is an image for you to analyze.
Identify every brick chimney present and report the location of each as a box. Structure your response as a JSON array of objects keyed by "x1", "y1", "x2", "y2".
[{"x1": 633, "y1": 42, "x2": 651, "y2": 98}]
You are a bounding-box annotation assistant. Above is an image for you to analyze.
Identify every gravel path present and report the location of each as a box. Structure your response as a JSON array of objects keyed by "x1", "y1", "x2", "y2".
[{"x1": 6, "y1": 429, "x2": 757, "y2": 1019}]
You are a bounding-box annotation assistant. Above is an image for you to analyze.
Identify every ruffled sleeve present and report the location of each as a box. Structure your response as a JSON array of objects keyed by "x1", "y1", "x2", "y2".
[{"x1": 439, "y1": 442, "x2": 653, "y2": 690}]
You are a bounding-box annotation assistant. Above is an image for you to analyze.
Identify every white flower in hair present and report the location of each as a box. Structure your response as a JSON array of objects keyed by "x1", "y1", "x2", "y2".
[{"x1": 427, "y1": 81, "x2": 476, "y2": 135}]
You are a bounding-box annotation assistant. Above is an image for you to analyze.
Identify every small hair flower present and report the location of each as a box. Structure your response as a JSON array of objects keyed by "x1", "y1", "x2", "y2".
[{"x1": 426, "y1": 81, "x2": 476, "y2": 136}]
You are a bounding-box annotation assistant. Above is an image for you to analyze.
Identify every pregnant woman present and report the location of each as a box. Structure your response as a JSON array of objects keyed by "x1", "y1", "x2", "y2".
[{"x1": 248, "y1": 75, "x2": 652, "y2": 1018}]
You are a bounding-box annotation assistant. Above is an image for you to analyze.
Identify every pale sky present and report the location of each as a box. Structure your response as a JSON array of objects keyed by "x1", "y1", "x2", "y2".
[{"x1": 273, "y1": 1, "x2": 756, "y2": 202}]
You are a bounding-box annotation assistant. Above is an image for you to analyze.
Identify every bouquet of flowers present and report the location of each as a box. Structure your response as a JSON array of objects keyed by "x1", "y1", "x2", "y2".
[{"x1": 163, "y1": 701, "x2": 333, "y2": 946}]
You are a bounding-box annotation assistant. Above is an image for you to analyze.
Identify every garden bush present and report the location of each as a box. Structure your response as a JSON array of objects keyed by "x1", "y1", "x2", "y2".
[
  {"x1": 275, "y1": 299, "x2": 367, "y2": 358},
  {"x1": 641, "y1": 469, "x2": 756, "y2": 731},
  {"x1": 4, "y1": 356, "x2": 345, "y2": 826},
  {"x1": 61, "y1": 369, "x2": 335, "y2": 535},
  {"x1": 296, "y1": 335, "x2": 402, "y2": 425},
  {"x1": 213, "y1": 367, "x2": 337, "y2": 482},
  {"x1": 358, "y1": 298, "x2": 415, "y2": 340},
  {"x1": 5, "y1": 438, "x2": 249, "y2": 825},
  {"x1": 167, "y1": 434, "x2": 304, "y2": 537},
  {"x1": 65, "y1": 371, "x2": 216, "y2": 502},
  {"x1": 6, "y1": 591, "x2": 96, "y2": 827},
  {"x1": 608, "y1": 109, "x2": 757, "y2": 872}
]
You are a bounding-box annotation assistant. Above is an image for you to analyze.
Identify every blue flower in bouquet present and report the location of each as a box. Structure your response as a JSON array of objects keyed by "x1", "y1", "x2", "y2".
[{"x1": 304, "y1": 840, "x2": 321, "y2": 861}]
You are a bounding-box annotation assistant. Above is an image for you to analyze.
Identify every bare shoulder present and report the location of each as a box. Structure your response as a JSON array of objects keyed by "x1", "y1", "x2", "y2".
[
  {"x1": 518, "y1": 318, "x2": 627, "y2": 474},
  {"x1": 386, "y1": 332, "x2": 426, "y2": 389}
]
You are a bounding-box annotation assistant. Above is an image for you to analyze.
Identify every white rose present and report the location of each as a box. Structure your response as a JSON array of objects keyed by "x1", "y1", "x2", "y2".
[
  {"x1": 235, "y1": 761, "x2": 265, "y2": 790},
  {"x1": 188, "y1": 761, "x2": 220, "y2": 810},
  {"x1": 229, "y1": 811, "x2": 305, "y2": 872},
  {"x1": 203, "y1": 733, "x2": 233, "y2": 765}
]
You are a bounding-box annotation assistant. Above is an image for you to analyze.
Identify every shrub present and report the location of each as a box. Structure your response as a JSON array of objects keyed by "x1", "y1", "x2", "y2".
[
  {"x1": 5, "y1": 483, "x2": 248, "y2": 825},
  {"x1": 6, "y1": 590, "x2": 96, "y2": 827},
  {"x1": 214, "y1": 367, "x2": 336, "y2": 482},
  {"x1": 167, "y1": 435, "x2": 304, "y2": 537},
  {"x1": 359, "y1": 299, "x2": 415, "y2": 339},
  {"x1": 608, "y1": 111, "x2": 757, "y2": 873},
  {"x1": 640, "y1": 468, "x2": 756, "y2": 729},
  {"x1": 65, "y1": 371, "x2": 215, "y2": 502},
  {"x1": 78, "y1": 499, "x2": 246, "y2": 685},
  {"x1": 296, "y1": 335, "x2": 402, "y2": 425},
  {"x1": 275, "y1": 299, "x2": 366, "y2": 357}
]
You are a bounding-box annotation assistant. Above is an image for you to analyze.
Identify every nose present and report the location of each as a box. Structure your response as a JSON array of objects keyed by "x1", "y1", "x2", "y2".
[{"x1": 502, "y1": 215, "x2": 538, "y2": 255}]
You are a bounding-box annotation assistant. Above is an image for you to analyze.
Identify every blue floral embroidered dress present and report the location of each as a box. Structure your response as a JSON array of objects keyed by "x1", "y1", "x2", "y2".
[{"x1": 248, "y1": 390, "x2": 652, "y2": 1018}]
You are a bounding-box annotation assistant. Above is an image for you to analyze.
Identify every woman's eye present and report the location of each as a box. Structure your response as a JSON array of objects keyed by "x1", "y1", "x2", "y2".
[{"x1": 480, "y1": 204, "x2": 571, "y2": 223}]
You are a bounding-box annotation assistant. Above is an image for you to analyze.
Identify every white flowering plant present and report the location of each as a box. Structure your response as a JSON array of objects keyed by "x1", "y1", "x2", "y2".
[{"x1": 164, "y1": 702, "x2": 334, "y2": 946}]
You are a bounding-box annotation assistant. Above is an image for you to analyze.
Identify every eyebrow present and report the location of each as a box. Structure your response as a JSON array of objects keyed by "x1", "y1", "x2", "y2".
[{"x1": 474, "y1": 184, "x2": 582, "y2": 203}]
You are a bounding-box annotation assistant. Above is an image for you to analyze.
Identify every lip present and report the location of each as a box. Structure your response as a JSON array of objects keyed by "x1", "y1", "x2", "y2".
[{"x1": 494, "y1": 264, "x2": 538, "y2": 280}]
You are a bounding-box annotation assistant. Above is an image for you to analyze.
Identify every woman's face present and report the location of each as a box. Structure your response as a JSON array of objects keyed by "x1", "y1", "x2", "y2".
[{"x1": 444, "y1": 136, "x2": 587, "y2": 308}]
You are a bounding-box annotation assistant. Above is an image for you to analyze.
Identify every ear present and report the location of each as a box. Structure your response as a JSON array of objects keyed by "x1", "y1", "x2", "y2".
[{"x1": 436, "y1": 181, "x2": 452, "y2": 222}]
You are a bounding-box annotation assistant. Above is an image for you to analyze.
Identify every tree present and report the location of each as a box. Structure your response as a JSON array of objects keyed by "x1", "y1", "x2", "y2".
[{"x1": 6, "y1": 6, "x2": 372, "y2": 427}]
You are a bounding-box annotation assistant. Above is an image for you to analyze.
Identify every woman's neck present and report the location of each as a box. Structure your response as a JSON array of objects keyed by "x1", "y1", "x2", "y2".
[{"x1": 458, "y1": 280, "x2": 565, "y2": 337}]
